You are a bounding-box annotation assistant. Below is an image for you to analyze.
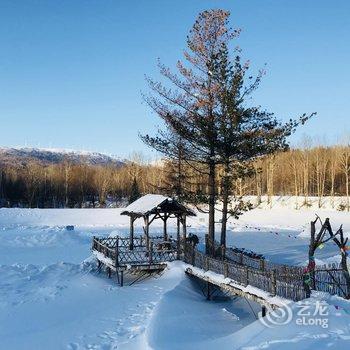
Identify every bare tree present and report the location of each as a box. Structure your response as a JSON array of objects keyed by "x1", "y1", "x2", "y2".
[{"x1": 339, "y1": 145, "x2": 350, "y2": 211}]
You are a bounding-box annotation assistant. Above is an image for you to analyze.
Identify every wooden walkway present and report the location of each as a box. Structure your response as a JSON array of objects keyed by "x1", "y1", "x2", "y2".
[
  {"x1": 92, "y1": 235, "x2": 348, "y2": 304},
  {"x1": 92, "y1": 236, "x2": 178, "y2": 285},
  {"x1": 183, "y1": 242, "x2": 306, "y2": 307}
]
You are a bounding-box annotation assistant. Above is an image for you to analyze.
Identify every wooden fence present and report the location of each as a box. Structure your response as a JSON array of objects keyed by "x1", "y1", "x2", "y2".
[
  {"x1": 184, "y1": 242, "x2": 307, "y2": 301},
  {"x1": 210, "y1": 239, "x2": 349, "y2": 299},
  {"x1": 92, "y1": 235, "x2": 349, "y2": 300},
  {"x1": 92, "y1": 236, "x2": 178, "y2": 268}
]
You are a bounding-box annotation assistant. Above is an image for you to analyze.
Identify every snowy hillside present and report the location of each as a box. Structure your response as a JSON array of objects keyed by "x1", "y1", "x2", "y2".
[
  {"x1": 1, "y1": 206, "x2": 350, "y2": 349},
  {"x1": 0, "y1": 147, "x2": 125, "y2": 166}
]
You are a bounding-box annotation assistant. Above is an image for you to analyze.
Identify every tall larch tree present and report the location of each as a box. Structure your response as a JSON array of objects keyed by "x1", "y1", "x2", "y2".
[{"x1": 141, "y1": 9, "x2": 314, "y2": 253}]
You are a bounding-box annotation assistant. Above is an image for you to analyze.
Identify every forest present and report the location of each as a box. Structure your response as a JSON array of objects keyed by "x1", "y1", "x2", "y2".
[{"x1": 0, "y1": 144, "x2": 350, "y2": 210}]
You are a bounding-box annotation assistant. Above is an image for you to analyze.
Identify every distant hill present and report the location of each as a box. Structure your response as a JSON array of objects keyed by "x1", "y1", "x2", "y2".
[{"x1": 0, "y1": 147, "x2": 125, "y2": 167}]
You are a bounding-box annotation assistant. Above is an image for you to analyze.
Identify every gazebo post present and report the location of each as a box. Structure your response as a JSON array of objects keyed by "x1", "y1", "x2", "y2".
[
  {"x1": 163, "y1": 213, "x2": 168, "y2": 241},
  {"x1": 182, "y1": 214, "x2": 187, "y2": 240},
  {"x1": 129, "y1": 216, "x2": 135, "y2": 250},
  {"x1": 176, "y1": 215, "x2": 181, "y2": 258},
  {"x1": 144, "y1": 215, "x2": 150, "y2": 250}
]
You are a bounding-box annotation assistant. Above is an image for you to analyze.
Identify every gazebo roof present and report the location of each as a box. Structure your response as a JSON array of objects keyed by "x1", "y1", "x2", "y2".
[{"x1": 121, "y1": 194, "x2": 196, "y2": 218}]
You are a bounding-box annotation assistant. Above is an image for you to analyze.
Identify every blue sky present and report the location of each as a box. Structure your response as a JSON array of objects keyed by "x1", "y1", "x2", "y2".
[{"x1": 0, "y1": 0, "x2": 349, "y2": 158}]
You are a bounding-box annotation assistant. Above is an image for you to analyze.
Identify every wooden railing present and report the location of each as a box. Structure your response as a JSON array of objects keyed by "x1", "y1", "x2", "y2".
[
  {"x1": 92, "y1": 236, "x2": 178, "y2": 268},
  {"x1": 184, "y1": 242, "x2": 307, "y2": 301},
  {"x1": 186, "y1": 241, "x2": 350, "y2": 300},
  {"x1": 92, "y1": 236, "x2": 349, "y2": 300}
]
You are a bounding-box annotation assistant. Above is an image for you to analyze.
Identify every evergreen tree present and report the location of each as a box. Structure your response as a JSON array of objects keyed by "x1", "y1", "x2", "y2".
[
  {"x1": 141, "y1": 9, "x2": 315, "y2": 253},
  {"x1": 129, "y1": 177, "x2": 141, "y2": 203}
]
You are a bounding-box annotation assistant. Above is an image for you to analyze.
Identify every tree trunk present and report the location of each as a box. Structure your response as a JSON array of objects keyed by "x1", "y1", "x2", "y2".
[
  {"x1": 220, "y1": 160, "x2": 231, "y2": 249},
  {"x1": 208, "y1": 159, "x2": 216, "y2": 255},
  {"x1": 346, "y1": 171, "x2": 349, "y2": 211},
  {"x1": 220, "y1": 179, "x2": 229, "y2": 249}
]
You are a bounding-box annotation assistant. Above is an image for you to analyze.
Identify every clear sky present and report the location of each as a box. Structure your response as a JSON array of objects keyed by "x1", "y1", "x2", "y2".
[{"x1": 0, "y1": 0, "x2": 349, "y2": 158}]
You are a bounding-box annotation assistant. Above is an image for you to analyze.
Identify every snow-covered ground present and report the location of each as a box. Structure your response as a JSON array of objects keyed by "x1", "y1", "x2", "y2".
[{"x1": 1, "y1": 203, "x2": 350, "y2": 349}]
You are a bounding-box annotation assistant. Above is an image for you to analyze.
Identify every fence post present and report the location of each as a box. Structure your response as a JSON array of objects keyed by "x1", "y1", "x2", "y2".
[
  {"x1": 149, "y1": 242, "x2": 153, "y2": 265},
  {"x1": 260, "y1": 259, "x2": 265, "y2": 271},
  {"x1": 205, "y1": 256, "x2": 209, "y2": 271},
  {"x1": 183, "y1": 242, "x2": 187, "y2": 263},
  {"x1": 271, "y1": 269, "x2": 277, "y2": 295},
  {"x1": 191, "y1": 242, "x2": 195, "y2": 266},
  {"x1": 205, "y1": 234, "x2": 209, "y2": 255},
  {"x1": 224, "y1": 262, "x2": 228, "y2": 278},
  {"x1": 240, "y1": 252, "x2": 244, "y2": 265},
  {"x1": 176, "y1": 235, "x2": 181, "y2": 260},
  {"x1": 311, "y1": 269, "x2": 316, "y2": 290},
  {"x1": 115, "y1": 236, "x2": 119, "y2": 268},
  {"x1": 245, "y1": 266, "x2": 249, "y2": 286},
  {"x1": 221, "y1": 245, "x2": 226, "y2": 261}
]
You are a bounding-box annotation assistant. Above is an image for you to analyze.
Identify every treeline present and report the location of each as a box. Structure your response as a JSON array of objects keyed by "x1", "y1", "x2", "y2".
[
  {"x1": 1, "y1": 145, "x2": 350, "y2": 209},
  {"x1": 241, "y1": 145, "x2": 350, "y2": 209},
  {"x1": 160, "y1": 144, "x2": 350, "y2": 211},
  {"x1": 0, "y1": 160, "x2": 162, "y2": 208}
]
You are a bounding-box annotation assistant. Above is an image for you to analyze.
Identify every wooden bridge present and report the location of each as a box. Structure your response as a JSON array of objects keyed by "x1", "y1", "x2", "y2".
[
  {"x1": 92, "y1": 233, "x2": 349, "y2": 308},
  {"x1": 182, "y1": 241, "x2": 306, "y2": 309}
]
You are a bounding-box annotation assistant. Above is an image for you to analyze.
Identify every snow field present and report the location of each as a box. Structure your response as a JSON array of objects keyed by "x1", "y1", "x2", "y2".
[{"x1": 1, "y1": 202, "x2": 350, "y2": 349}]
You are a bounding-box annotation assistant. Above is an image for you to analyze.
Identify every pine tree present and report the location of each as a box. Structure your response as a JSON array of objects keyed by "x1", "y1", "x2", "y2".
[
  {"x1": 141, "y1": 9, "x2": 315, "y2": 253},
  {"x1": 142, "y1": 10, "x2": 236, "y2": 252},
  {"x1": 212, "y1": 39, "x2": 315, "y2": 247},
  {"x1": 129, "y1": 177, "x2": 141, "y2": 203}
]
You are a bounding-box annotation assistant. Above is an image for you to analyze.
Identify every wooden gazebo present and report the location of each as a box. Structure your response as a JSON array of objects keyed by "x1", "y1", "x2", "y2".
[{"x1": 121, "y1": 194, "x2": 196, "y2": 249}]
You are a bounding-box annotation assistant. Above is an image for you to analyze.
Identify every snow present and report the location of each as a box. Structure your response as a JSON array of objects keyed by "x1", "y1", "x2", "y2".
[
  {"x1": 121, "y1": 194, "x2": 172, "y2": 215},
  {"x1": 1, "y1": 200, "x2": 350, "y2": 349},
  {"x1": 92, "y1": 250, "x2": 115, "y2": 267},
  {"x1": 0, "y1": 146, "x2": 124, "y2": 166}
]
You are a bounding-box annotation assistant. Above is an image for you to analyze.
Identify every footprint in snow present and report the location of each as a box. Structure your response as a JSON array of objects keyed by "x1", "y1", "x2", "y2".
[{"x1": 66, "y1": 343, "x2": 79, "y2": 350}]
